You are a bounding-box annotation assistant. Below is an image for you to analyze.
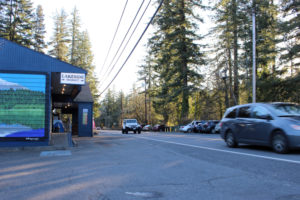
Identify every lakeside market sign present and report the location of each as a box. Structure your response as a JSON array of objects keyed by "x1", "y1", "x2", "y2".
[{"x1": 60, "y1": 73, "x2": 85, "y2": 85}]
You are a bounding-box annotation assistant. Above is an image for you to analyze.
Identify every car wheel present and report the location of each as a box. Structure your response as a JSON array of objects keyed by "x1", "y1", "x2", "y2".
[
  {"x1": 225, "y1": 131, "x2": 238, "y2": 148},
  {"x1": 187, "y1": 129, "x2": 192, "y2": 133},
  {"x1": 272, "y1": 133, "x2": 289, "y2": 154},
  {"x1": 134, "y1": 130, "x2": 136, "y2": 134},
  {"x1": 122, "y1": 129, "x2": 125, "y2": 134},
  {"x1": 138, "y1": 130, "x2": 141, "y2": 134},
  {"x1": 211, "y1": 129, "x2": 215, "y2": 134}
]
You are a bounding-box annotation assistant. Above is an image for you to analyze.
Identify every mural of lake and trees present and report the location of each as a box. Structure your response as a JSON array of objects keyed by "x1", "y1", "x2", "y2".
[{"x1": 0, "y1": 73, "x2": 46, "y2": 138}]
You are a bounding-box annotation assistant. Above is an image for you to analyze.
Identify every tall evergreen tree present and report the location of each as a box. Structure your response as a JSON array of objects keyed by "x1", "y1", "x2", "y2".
[
  {"x1": 279, "y1": 0, "x2": 300, "y2": 75},
  {"x1": 69, "y1": 7, "x2": 81, "y2": 65},
  {"x1": 0, "y1": 0, "x2": 35, "y2": 48},
  {"x1": 213, "y1": 0, "x2": 248, "y2": 105},
  {"x1": 138, "y1": 54, "x2": 155, "y2": 124},
  {"x1": 33, "y1": 5, "x2": 46, "y2": 53},
  {"x1": 148, "y1": 0, "x2": 204, "y2": 123},
  {"x1": 48, "y1": 9, "x2": 69, "y2": 62},
  {"x1": 0, "y1": 0, "x2": 5, "y2": 34},
  {"x1": 252, "y1": 0, "x2": 281, "y2": 101},
  {"x1": 75, "y1": 31, "x2": 100, "y2": 117}
]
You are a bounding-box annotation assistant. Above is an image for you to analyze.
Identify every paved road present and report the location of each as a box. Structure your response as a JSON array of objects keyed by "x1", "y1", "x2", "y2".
[{"x1": 1, "y1": 130, "x2": 300, "y2": 200}]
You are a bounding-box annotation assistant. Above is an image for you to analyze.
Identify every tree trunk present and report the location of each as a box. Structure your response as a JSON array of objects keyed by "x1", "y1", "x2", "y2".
[{"x1": 232, "y1": 0, "x2": 239, "y2": 105}]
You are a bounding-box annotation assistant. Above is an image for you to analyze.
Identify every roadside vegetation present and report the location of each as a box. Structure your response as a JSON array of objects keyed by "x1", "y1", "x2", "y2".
[
  {"x1": 0, "y1": 0, "x2": 299, "y2": 128},
  {"x1": 98, "y1": 0, "x2": 299, "y2": 128}
]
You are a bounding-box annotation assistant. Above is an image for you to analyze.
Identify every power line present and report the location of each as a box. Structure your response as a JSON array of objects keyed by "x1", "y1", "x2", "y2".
[
  {"x1": 99, "y1": 0, "x2": 164, "y2": 96},
  {"x1": 98, "y1": 0, "x2": 129, "y2": 78},
  {"x1": 99, "y1": 0, "x2": 151, "y2": 87},
  {"x1": 99, "y1": 0, "x2": 146, "y2": 85}
]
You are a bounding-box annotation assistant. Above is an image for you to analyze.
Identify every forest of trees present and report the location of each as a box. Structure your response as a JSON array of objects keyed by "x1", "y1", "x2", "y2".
[
  {"x1": 98, "y1": 0, "x2": 300, "y2": 128},
  {"x1": 0, "y1": 0, "x2": 299, "y2": 128},
  {"x1": 0, "y1": 0, "x2": 100, "y2": 117}
]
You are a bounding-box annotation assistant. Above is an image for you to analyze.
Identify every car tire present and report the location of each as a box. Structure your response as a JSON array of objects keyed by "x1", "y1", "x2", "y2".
[
  {"x1": 134, "y1": 130, "x2": 136, "y2": 134},
  {"x1": 187, "y1": 129, "x2": 192, "y2": 133},
  {"x1": 211, "y1": 129, "x2": 215, "y2": 134},
  {"x1": 272, "y1": 133, "x2": 289, "y2": 154},
  {"x1": 138, "y1": 130, "x2": 141, "y2": 134},
  {"x1": 122, "y1": 129, "x2": 125, "y2": 134},
  {"x1": 225, "y1": 131, "x2": 238, "y2": 148}
]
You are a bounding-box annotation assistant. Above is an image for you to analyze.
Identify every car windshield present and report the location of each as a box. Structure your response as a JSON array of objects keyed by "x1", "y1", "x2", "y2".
[
  {"x1": 126, "y1": 119, "x2": 137, "y2": 123},
  {"x1": 271, "y1": 104, "x2": 300, "y2": 116}
]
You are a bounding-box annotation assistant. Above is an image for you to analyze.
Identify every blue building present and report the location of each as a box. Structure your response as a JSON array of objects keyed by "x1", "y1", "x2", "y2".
[{"x1": 0, "y1": 38, "x2": 93, "y2": 147}]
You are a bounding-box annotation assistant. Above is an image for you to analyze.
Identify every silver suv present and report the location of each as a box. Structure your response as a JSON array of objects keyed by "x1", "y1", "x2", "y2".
[
  {"x1": 122, "y1": 119, "x2": 142, "y2": 134},
  {"x1": 220, "y1": 103, "x2": 300, "y2": 153}
]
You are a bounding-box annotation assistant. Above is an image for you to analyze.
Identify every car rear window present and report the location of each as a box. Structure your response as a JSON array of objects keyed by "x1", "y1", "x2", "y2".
[{"x1": 225, "y1": 108, "x2": 237, "y2": 118}]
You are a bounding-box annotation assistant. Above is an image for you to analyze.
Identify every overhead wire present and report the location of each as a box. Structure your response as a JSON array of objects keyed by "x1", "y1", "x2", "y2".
[
  {"x1": 99, "y1": 0, "x2": 164, "y2": 96},
  {"x1": 98, "y1": 0, "x2": 129, "y2": 78},
  {"x1": 99, "y1": 0, "x2": 146, "y2": 86},
  {"x1": 99, "y1": 0, "x2": 151, "y2": 87}
]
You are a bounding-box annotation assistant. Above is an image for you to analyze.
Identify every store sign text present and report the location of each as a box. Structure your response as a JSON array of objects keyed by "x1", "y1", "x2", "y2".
[{"x1": 61, "y1": 73, "x2": 85, "y2": 85}]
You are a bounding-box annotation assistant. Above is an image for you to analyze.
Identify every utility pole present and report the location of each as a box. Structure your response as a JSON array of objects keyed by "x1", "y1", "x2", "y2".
[{"x1": 252, "y1": 0, "x2": 256, "y2": 103}]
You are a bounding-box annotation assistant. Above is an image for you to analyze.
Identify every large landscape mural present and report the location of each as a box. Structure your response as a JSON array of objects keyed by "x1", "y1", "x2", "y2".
[{"x1": 0, "y1": 73, "x2": 46, "y2": 138}]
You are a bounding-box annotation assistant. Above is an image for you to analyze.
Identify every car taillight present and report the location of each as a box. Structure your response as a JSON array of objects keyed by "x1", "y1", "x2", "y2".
[{"x1": 220, "y1": 122, "x2": 223, "y2": 127}]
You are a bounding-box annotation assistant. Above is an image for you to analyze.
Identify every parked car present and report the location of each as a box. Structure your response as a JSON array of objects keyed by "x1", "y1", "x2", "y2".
[
  {"x1": 220, "y1": 102, "x2": 300, "y2": 153},
  {"x1": 179, "y1": 120, "x2": 201, "y2": 133},
  {"x1": 93, "y1": 127, "x2": 101, "y2": 135},
  {"x1": 193, "y1": 121, "x2": 206, "y2": 133},
  {"x1": 142, "y1": 125, "x2": 152, "y2": 131},
  {"x1": 202, "y1": 120, "x2": 219, "y2": 133},
  {"x1": 213, "y1": 122, "x2": 221, "y2": 134},
  {"x1": 153, "y1": 124, "x2": 166, "y2": 132}
]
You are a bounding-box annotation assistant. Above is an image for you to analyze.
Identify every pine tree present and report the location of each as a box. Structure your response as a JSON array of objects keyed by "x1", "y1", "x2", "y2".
[
  {"x1": 279, "y1": 0, "x2": 300, "y2": 75},
  {"x1": 48, "y1": 9, "x2": 69, "y2": 62},
  {"x1": 69, "y1": 7, "x2": 81, "y2": 65},
  {"x1": 75, "y1": 31, "x2": 100, "y2": 118},
  {"x1": 255, "y1": 0, "x2": 278, "y2": 73},
  {"x1": 148, "y1": 0, "x2": 205, "y2": 123},
  {"x1": 33, "y1": 5, "x2": 46, "y2": 53},
  {"x1": 251, "y1": 0, "x2": 281, "y2": 102},
  {"x1": 0, "y1": 0, "x2": 6, "y2": 34},
  {"x1": 138, "y1": 54, "x2": 155, "y2": 124},
  {"x1": 213, "y1": 0, "x2": 248, "y2": 105},
  {"x1": 0, "y1": 0, "x2": 35, "y2": 48}
]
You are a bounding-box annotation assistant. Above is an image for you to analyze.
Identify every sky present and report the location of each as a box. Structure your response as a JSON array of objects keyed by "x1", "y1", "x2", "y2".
[{"x1": 32, "y1": 0, "x2": 157, "y2": 96}]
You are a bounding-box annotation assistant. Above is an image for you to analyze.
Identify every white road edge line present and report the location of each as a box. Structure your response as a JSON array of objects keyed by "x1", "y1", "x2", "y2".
[{"x1": 132, "y1": 135, "x2": 300, "y2": 165}]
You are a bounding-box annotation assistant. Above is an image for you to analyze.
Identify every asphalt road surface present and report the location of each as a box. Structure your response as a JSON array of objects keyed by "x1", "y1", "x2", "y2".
[{"x1": 1, "y1": 130, "x2": 300, "y2": 200}]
